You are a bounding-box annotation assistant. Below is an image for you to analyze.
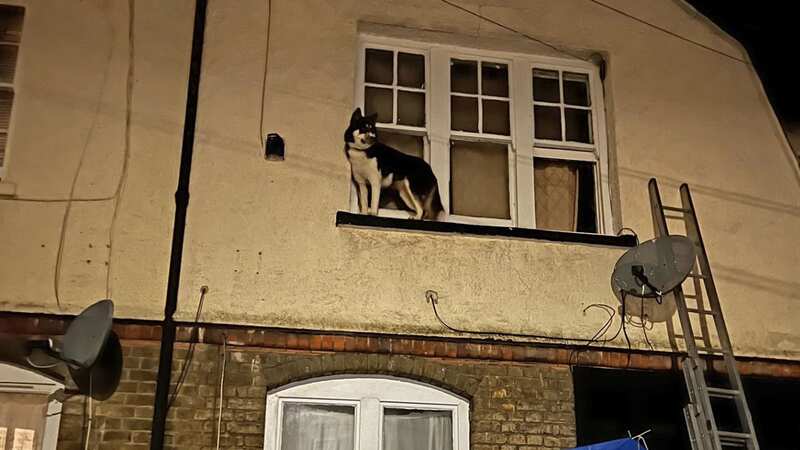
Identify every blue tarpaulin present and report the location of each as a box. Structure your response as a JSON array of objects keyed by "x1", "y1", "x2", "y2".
[{"x1": 569, "y1": 438, "x2": 643, "y2": 450}]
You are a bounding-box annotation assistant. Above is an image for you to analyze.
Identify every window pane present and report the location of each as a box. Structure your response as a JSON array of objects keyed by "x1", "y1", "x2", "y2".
[
  {"x1": 0, "y1": 132, "x2": 7, "y2": 166},
  {"x1": 534, "y1": 105, "x2": 561, "y2": 140},
  {"x1": 398, "y1": 52, "x2": 425, "y2": 89},
  {"x1": 565, "y1": 108, "x2": 593, "y2": 143},
  {"x1": 281, "y1": 403, "x2": 355, "y2": 450},
  {"x1": 0, "y1": 89, "x2": 13, "y2": 129},
  {"x1": 365, "y1": 87, "x2": 393, "y2": 123},
  {"x1": 481, "y1": 62, "x2": 508, "y2": 97},
  {"x1": 0, "y1": 44, "x2": 19, "y2": 83},
  {"x1": 450, "y1": 140, "x2": 509, "y2": 219},
  {"x1": 383, "y1": 409, "x2": 453, "y2": 450},
  {"x1": 365, "y1": 48, "x2": 393, "y2": 85},
  {"x1": 0, "y1": 6, "x2": 24, "y2": 43},
  {"x1": 450, "y1": 96, "x2": 478, "y2": 132},
  {"x1": 563, "y1": 72, "x2": 590, "y2": 106},
  {"x1": 482, "y1": 99, "x2": 510, "y2": 135},
  {"x1": 532, "y1": 69, "x2": 560, "y2": 103},
  {"x1": 450, "y1": 59, "x2": 477, "y2": 94},
  {"x1": 397, "y1": 91, "x2": 425, "y2": 127},
  {"x1": 0, "y1": 133, "x2": 8, "y2": 167},
  {"x1": 379, "y1": 131, "x2": 424, "y2": 159},
  {"x1": 534, "y1": 158, "x2": 597, "y2": 233}
]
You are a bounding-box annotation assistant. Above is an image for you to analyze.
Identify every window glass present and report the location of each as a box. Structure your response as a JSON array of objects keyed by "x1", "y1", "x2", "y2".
[
  {"x1": 0, "y1": 6, "x2": 24, "y2": 43},
  {"x1": 0, "y1": 44, "x2": 18, "y2": 83},
  {"x1": 482, "y1": 99, "x2": 510, "y2": 135},
  {"x1": 365, "y1": 87, "x2": 393, "y2": 123},
  {"x1": 379, "y1": 131, "x2": 424, "y2": 159},
  {"x1": 481, "y1": 62, "x2": 508, "y2": 97},
  {"x1": 398, "y1": 90, "x2": 425, "y2": 127},
  {"x1": 383, "y1": 409, "x2": 453, "y2": 450},
  {"x1": 0, "y1": 89, "x2": 13, "y2": 167},
  {"x1": 565, "y1": 108, "x2": 593, "y2": 143},
  {"x1": 533, "y1": 105, "x2": 561, "y2": 140},
  {"x1": 280, "y1": 403, "x2": 355, "y2": 450},
  {"x1": 563, "y1": 72, "x2": 590, "y2": 106},
  {"x1": 398, "y1": 52, "x2": 425, "y2": 89},
  {"x1": 450, "y1": 96, "x2": 478, "y2": 132},
  {"x1": 365, "y1": 48, "x2": 393, "y2": 85},
  {"x1": 450, "y1": 59, "x2": 477, "y2": 94},
  {"x1": 532, "y1": 69, "x2": 560, "y2": 103},
  {"x1": 450, "y1": 140, "x2": 510, "y2": 219},
  {"x1": 534, "y1": 158, "x2": 597, "y2": 232}
]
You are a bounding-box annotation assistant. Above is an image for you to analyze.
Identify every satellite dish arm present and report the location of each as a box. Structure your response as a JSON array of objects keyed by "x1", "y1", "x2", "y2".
[{"x1": 0, "y1": 334, "x2": 69, "y2": 384}]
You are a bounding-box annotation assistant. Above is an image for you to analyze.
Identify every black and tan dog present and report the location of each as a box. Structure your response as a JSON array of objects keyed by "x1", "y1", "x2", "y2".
[{"x1": 344, "y1": 108, "x2": 444, "y2": 220}]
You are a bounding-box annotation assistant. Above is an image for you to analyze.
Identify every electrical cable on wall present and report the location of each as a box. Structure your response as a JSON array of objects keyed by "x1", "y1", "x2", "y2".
[
  {"x1": 167, "y1": 285, "x2": 209, "y2": 410},
  {"x1": 426, "y1": 290, "x2": 623, "y2": 345},
  {"x1": 585, "y1": 0, "x2": 748, "y2": 64},
  {"x1": 105, "y1": 0, "x2": 135, "y2": 299},
  {"x1": 215, "y1": 335, "x2": 227, "y2": 450},
  {"x1": 2, "y1": 1, "x2": 134, "y2": 308},
  {"x1": 257, "y1": 0, "x2": 272, "y2": 145},
  {"x1": 438, "y1": 0, "x2": 588, "y2": 62}
]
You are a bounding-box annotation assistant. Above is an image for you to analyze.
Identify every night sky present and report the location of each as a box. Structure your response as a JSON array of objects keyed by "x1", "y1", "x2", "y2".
[{"x1": 686, "y1": 1, "x2": 799, "y2": 144}]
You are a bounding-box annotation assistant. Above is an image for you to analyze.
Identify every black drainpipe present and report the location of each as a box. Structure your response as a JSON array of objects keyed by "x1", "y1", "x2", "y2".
[{"x1": 150, "y1": 0, "x2": 207, "y2": 448}]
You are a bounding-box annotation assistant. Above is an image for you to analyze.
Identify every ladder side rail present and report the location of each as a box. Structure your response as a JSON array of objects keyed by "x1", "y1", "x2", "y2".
[
  {"x1": 648, "y1": 178, "x2": 670, "y2": 237},
  {"x1": 675, "y1": 289, "x2": 723, "y2": 450},
  {"x1": 680, "y1": 184, "x2": 760, "y2": 450}
]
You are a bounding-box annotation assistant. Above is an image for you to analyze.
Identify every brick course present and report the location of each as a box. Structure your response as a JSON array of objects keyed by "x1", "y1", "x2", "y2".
[{"x1": 56, "y1": 340, "x2": 577, "y2": 450}]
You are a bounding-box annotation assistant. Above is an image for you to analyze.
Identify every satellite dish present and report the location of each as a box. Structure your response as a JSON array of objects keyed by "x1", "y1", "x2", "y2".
[
  {"x1": 610, "y1": 235, "x2": 696, "y2": 323},
  {"x1": 0, "y1": 299, "x2": 123, "y2": 401},
  {"x1": 612, "y1": 235, "x2": 696, "y2": 298}
]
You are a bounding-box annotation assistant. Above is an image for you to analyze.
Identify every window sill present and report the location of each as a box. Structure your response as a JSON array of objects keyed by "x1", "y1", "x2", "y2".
[
  {"x1": 0, "y1": 181, "x2": 17, "y2": 197},
  {"x1": 336, "y1": 211, "x2": 636, "y2": 248}
]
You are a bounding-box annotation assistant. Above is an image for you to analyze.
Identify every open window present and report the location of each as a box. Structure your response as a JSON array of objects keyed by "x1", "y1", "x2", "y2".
[{"x1": 263, "y1": 375, "x2": 470, "y2": 450}]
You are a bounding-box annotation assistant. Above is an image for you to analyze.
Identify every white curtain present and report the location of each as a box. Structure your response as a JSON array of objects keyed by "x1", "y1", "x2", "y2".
[
  {"x1": 382, "y1": 409, "x2": 453, "y2": 450},
  {"x1": 281, "y1": 403, "x2": 355, "y2": 450}
]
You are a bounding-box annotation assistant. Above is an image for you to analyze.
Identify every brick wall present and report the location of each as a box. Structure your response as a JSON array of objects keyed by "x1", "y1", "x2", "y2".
[{"x1": 56, "y1": 340, "x2": 577, "y2": 450}]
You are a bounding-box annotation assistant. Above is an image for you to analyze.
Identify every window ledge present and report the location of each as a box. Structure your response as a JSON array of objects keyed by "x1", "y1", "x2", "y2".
[
  {"x1": 0, "y1": 181, "x2": 17, "y2": 197},
  {"x1": 336, "y1": 211, "x2": 636, "y2": 248}
]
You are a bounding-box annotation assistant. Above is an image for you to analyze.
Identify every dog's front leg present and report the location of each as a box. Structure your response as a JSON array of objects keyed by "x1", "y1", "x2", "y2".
[
  {"x1": 367, "y1": 175, "x2": 381, "y2": 215},
  {"x1": 356, "y1": 181, "x2": 369, "y2": 214}
]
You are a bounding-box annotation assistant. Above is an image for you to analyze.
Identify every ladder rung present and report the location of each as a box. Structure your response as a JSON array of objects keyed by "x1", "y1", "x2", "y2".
[
  {"x1": 697, "y1": 346, "x2": 725, "y2": 354},
  {"x1": 687, "y1": 273, "x2": 709, "y2": 280},
  {"x1": 687, "y1": 307, "x2": 716, "y2": 316},
  {"x1": 706, "y1": 387, "x2": 740, "y2": 398},
  {"x1": 717, "y1": 430, "x2": 755, "y2": 442},
  {"x1": 662, "y1": 205, "x2": 692, "y2": 213}
]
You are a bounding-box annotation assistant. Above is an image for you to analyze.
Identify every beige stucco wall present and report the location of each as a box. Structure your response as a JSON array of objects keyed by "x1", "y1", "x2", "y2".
[{"x1": 1, "y1": 0, "x2": 798, "y2": 361}]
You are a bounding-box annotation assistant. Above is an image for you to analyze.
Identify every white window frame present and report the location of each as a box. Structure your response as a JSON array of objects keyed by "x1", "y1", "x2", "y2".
[
  {"x1": 263, "y1": 375, "x2": 470, "y2": 450},
  {"x1": 0, "y1": 363, "x2": 63, "y2": 450},
  {"x1": 0, "y1": 3, "x2": 25, "y2": 181},
  {"x1": 354, "y1": 35, "x2": 613, "y2": 234}
]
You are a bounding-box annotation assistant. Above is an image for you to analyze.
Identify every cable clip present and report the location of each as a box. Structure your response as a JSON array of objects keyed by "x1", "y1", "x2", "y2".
[{"x1": 425, "y1": 290, "x2": 439, "y2": 305}]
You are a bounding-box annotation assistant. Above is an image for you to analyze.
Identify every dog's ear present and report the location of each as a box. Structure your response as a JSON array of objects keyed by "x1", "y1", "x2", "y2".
[{"x1": 350, "y1": 108, "x2": 363, "y2": 125}]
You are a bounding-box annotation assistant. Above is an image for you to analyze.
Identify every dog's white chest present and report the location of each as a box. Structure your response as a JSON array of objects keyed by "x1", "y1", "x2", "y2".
[{"x1": 347, "y1": 149, "x2": 379, "y2": 182}]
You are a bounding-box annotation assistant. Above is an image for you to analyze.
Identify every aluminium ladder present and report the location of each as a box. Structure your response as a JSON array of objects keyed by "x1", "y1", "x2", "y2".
[{"x1": 648, "y1": 178, "x2": 759, "y2": 450}]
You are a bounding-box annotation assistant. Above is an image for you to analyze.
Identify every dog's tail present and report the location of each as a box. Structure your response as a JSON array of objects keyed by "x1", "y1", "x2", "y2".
[{"x1": 423, "y1": 186, "x2": 446, "y2": 221}]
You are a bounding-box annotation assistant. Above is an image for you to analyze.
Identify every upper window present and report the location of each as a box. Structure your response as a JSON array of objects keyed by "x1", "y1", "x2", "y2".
[
  {"x1": 0, "y1": 5, "x2": 23, "y2": 180},
  {"x1": 263, "y1": 375, "x2": 470, "y2": 450},
  {"x1": 355, "y1": 36, "x2": 612, "y2": 234}
]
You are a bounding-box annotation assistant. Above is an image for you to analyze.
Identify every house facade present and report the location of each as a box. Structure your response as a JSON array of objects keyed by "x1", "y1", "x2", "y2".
[{"x1": 1, "y1": 0, "x2": 799, "y2": 449}]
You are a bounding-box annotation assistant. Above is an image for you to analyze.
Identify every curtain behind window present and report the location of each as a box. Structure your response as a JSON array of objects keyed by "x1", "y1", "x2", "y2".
[
  {"x1": 534, "y1": 159, "x2": 579, "y2": 231},
  {"x1": 383, "y1": 409, "x2": 453, "y2": 450},
  {"x1": 280, "y1": 403, "x2": 355, "y2": 450}
]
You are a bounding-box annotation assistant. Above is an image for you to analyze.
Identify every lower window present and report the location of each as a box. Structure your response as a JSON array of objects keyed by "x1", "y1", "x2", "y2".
[
  {"x1": 533, "y1": 158, "x2": 597, "y2": 233},
  {"x1": 264, "y1": 376, "x2": 469, "y2": 450},
  {"x1": 0, "y1": 364, "x2": 63, "y2": 450}
]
